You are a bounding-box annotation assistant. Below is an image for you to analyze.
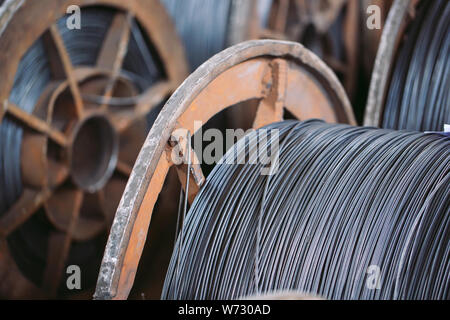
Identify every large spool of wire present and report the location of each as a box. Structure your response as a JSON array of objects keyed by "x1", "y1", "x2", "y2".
[
  {"x1": 0, "y1": 0, "x2": 186, "y2": 298},
  {"x1": 383, "y1": 0, "x2": 449, "y2": 131},
  {"x1": 163, "y1": 120, "x2": 449, "y2": 300},
  {"x1": 366, "y1": 0, "x2": 449, "y2": 131}
]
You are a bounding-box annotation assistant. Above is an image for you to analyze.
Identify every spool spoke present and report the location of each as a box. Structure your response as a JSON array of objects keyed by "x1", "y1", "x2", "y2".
[
  {"x1": 47, "y1": 158, "x2": 70, "y2": 189},
  {"x1": 0, "y1": 100, "x2": 7, "y2": 123},
  {"x1": 0, "y1": 189, "x2": 52, "y2": 237},
  {"x1": 101, "y1": 177, "x2": 128, "y2": 225},
  {"x1": 44, "y1": 25, "x2": 84, "y2": 118},
  {"x1": 116, "y1": 81, "x2": 172, "y2": 132},
  {"x1": 4, "y1": 101, "x2": 68, "y2": 146},
  {"x1": 97, "y1": 11, "x2": 133, "y2": 109},
  {"x1": 98, "y1": 11, "x2": 133, "y2": 72},
  {"x1": 43, "y1": 190, "x2": 83, "y2": 295}
]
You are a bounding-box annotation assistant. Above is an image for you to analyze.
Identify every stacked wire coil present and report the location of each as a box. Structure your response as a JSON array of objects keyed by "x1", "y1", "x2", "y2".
[{"x1": 163, "y1": 120, "x2": 449, "y2": 300}]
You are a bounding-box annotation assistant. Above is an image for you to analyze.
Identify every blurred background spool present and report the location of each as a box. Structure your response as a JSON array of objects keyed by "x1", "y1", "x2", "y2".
[
  {"x1": 0, "y1": 0, "x2": 187, "y2": 299},
  {"x1": 248, "y1": 0, "x2": 393, "y2": 121},
  {"x1": 160, "y1": 0, "x2": 394, "y2": 125},
  {"x1": 365, "y1": 0, "x2": 449, "y2": 131}
]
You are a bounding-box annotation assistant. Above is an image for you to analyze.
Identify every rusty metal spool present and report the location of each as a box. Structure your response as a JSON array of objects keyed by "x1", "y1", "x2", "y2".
[
  {"x1": 160, "y1": 0, "x2": 257, "y2": 71},
  {"x1": 364, "y1": 0, "x2": 448, "y2": 129},
  {"x1": 360, "y1": 0, "x2": 393, "y2": 78},
  {"x1": 95, "y1": 39, "x2": 356, "y2": 300},
  {"x1": 0, "y1": 0, "x2": 188, "y2": 298}
]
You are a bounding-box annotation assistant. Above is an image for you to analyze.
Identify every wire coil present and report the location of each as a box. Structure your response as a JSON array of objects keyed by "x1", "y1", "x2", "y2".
[
  {"x1": 383, "y1": 0, "x2": 450, "y2": 131},
  {"x1": 161, "y1": 0, "x2": 232, "y2": 70},
  {"x1": 163, "y1": 120, "x2": 449, "y2": 300}
]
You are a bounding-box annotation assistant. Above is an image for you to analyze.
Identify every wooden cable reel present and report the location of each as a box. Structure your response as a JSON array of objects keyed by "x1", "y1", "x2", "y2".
[
  {"x1": 95, "y1": 39, "x2": 356, "y2": 300},
  {"x1": 0, "y1": 0, "x2": 188, "y2": 298}
]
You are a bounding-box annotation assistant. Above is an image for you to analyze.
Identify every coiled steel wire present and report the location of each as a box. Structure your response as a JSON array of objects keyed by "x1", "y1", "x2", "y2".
[
  {"x1": 163, "y1": 120, "x2": 449, "y2": 300},
  {"x1": 161, "y1": 0, "x2": 232, "y2": 70},
  {"x1": 383, "y1": 0, "x2": 450, "y2": 131}
]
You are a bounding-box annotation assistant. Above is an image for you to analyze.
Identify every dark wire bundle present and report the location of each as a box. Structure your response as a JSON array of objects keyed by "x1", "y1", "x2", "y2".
[
  {"x1": 163, "y1": 120, "x2": 449, "y2": 300},
  {"x1": 383, "y1": 0, "x2": 450, "y2": 131},
  {"x1": 161, "y1": 0, "x2": 232, "y2": 70}
]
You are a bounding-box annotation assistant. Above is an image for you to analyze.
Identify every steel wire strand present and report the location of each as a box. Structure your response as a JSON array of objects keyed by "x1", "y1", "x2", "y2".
[{"x1": 162, "y1": 120, "x2": 449, "y2": 300}]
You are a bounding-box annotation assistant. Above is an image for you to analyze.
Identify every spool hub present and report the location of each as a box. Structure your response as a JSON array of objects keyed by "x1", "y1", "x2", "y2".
[{"x1": 69, "y1": 114, "x2": 119, "y2": 193}]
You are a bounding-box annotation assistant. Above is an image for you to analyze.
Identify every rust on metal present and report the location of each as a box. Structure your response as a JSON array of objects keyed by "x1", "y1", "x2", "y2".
[
  {"x1": 5, "y1": 101, "x2": 68, "y2": 146},
  {"x1": 0, "y1": 189, "x2": 52, "y2": 237},
  {"x1": 95, "y1": 40, "x2": 355, "y2": 300},
  {"x1": 48, "y1": 24, "x2": 85, "y2": 118},
  {"x1": 97, "y1": 11, "x2": 134, "y2": 111},
  {"x1": 364, "y1": 0, "x2": 414, "y2": 127},
  {"x1": 43, "y1": 190, "x2": 83, "y2": 295}
]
